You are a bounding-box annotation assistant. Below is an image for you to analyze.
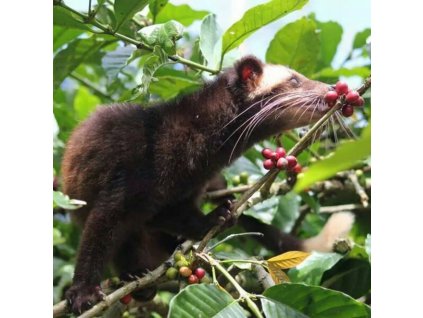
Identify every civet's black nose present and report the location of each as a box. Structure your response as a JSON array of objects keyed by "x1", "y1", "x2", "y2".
[{"x1": 328, "y1": 85, "x2": 336, "y2": 91}]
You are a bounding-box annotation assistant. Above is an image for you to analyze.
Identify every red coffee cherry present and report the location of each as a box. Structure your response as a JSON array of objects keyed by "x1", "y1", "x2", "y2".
[
  {"x1": 335, "y1": 81, "x2": 349, "y2": 95},
  {"x1": 261, "y1": 148, "x2": 273, "y2": 159},
  {"x1": 342, "y1": 105, "x2": 354, "y2": 117},
  {"x1": 345, "y1": 90, "x2": 360, "y2": 103},
  {"x1": 351, "y1": 96, "x2": 364, "y2": 107},
  {"x1": 120, "y1": 294, "x2": 132, "y2": 305},
  {"x1": 270, "y1": 151, "x2": 278, "y2": 161},
  {"x1": 293, "y1": 164, "x2": 302, "y2": 174},
  {"x1": 263, "y1": 159, "x2": 275, "y2": 170},
  {"x1": 285, "y1": 155, "x2": 298, "y2": 168},
  {"x1": 324, "y1": 91, "x2": 338, "y2": 104},
  {"x1": 188, "y1": 274, "x2": 199, "y2": 284},
  {"x1": 194, "y1": 268, "x2": 206, "y2": 280},
  {"x1": 276, "y1": 157, "x2": 288, "y2": 170},
  {"x1": 275, "y1": 147, "x2": 286, "y2": 159}
]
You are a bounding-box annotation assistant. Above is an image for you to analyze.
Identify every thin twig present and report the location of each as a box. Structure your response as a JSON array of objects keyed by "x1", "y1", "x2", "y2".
[
  {"x1": 204, "y1": 184, "x2": 251, "y2": 200},
  {"x1": 348, "y1": 172, "x2": 369, "y2": 207}
]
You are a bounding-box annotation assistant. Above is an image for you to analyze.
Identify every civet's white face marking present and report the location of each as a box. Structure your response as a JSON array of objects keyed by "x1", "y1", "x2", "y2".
[{"x1": 249, "y1": 64, "x2": 292, "y2": 99}]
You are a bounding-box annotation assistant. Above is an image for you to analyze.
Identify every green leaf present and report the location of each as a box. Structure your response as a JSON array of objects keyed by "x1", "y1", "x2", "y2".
[
  {"x1": 135, "y1": 46, "x2": 168, "y2": 98},
  {"x1": 74, "y1": 86, "x2": 101, "y2": 120},
  {"x1": 294, "y1": 125, "x2": 371, "y2": 192},
  {"x1": 139, "y1": 21, "x2": 184, "y2": 55},
  {"x1": 150, "y1": 75, "x2": 200, "y2": 100},
  {"x1": 266, "y1": 17, "x2": 320, "y2": 76},
  {"x1": 261, "y1": 297, "x2": 309, "y2": 318},
  {"x1": 53, "y1": 26, "x2": 84, "y2": 52},
  {"x1": 314, "y1": 19, "x2": 343, "y2": 68},
  {"x1": 200, "y1": 14, "x2": 223, "y2": 69},
  {"x1": 114, "y1": 0, "x2": 149, "y2": 31},
  {"x1": 222, "y1": 0, "x2": 308, "y2": 56},
  {"x1": 288, "y1": 252, "x2": 343, "y2": 285},
  {"x1": 53, "y1": 6, "x2": 90, "y2": 31},
  {"x1": 168, "y1": 284, "x2": 246, "y2": 318},
  {"x1": 53, "y1": 191, "x2": 86, "y2": 210},
  {"x1": 155, "y1": 3, "x2": 209, "y2": 27},
  {"x1": 149, "y1": 0, "x2": 169, "y2": 22},
  {"x1": 264, "y1": 283, "x2": 371, "y2": 318},
  {"x1": 322, "y1": 259, "x2": 371, "y2": 299},
  {"x1": 312, "y1": 67, "x2": 371, "y2": 79},
  {"x1": 353, "y1": 28, "x2": 371, "y2": 49},
  {"x1": 272, "y1": 191, "x2": 300, "y2": 232},
  {"x1": 53, "y1": 37, "x2": 110, "y2": 89},
  {"x1": 102, "y1": 45, "x2": 137, "y2": 81}
]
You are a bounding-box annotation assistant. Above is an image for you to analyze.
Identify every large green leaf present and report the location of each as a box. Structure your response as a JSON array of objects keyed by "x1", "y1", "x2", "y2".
[
  {"x1": 168, "y1": 284, "x2": 246, "y2": 318},
  {"x1": 353, "y1": 28, "x2": 371, "y2": 49},
  {"x1": 261, "y1": 297, "x2": 309, "y2": 318},
  {"x1": 314, "y1": 19, "x2": 343, "y2": 68},
  {"x1": 322, "y1": 259, "x2": 371, "y2": 299},
  {"x1": 266, "y1": 17, "x2": 320, "y2": 76},
  {"x1": 139, "y1": 21, "x2": 184, "y2": 55},
  {"x1": 264, "y1": 283, "x2": 371, "y2": 318},
  {"x1": 53, "y1": 6, "x2": 90, "y2": 31},
  {"x1": 272, "y1": 191, "x2": 300, "y2": 232},
  {"x1": 150, "y1": 75, "x2": 200, "y2": 100},
  {"x1": 222, "y1": 0, "x2": 308, "y2": 57},
  {"x1": 74, "y1": 86, "x2": 101, "y2": 120},
  {"x1": 53, "y1": 26, "x2": 84, "y2": 52},
  {"x1": 200, "y1": 14, "x2": 223, "y2": 69},
  {"x1": 101, "y1": 45, "x2": 137, "y2": 81},
  {"x1": 288, "y1": 252, "x2": 343, "y2": 285},
  {"x1": 294, "y1": 125, "x2": 371, "y2": 192},
  {"x1": 155, "y1": 3, "x2": 209, "y2": 26},
  {"x1": 114, "y1": 0, "x2": 149, "y2": 31},
  {"x1": 53, "y1": 37, "x2": 110, "y2": 89},
  {"x1": 312, "y1": 67, "x2": 371, "y2": 79},
  {"x1": 149, "y1": 0, "x2": 168, "y2": 22}
]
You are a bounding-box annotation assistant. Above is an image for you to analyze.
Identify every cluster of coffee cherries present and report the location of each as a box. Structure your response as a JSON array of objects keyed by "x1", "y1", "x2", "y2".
[
  {"x1": 261, "y1": 147, "x2": 302, "y2": 174},
  {"x1": 324, "y1": 81, "x2": 364, "y2": 117},
  {"x1": 165, "y1": 251, "x2": 209, "y2": 285}
]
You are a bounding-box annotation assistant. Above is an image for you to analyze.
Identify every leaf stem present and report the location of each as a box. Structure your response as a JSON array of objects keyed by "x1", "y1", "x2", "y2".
[
  {"x1": 219, "y1": 259, "x2": 266, "y2": 266},
  {"x1": 203, "y1": 254, "x2": 264, "y2": 318}
]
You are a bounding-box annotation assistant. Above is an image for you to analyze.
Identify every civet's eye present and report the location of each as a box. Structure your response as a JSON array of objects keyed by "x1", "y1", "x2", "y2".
[{"x1": 290, "y1": 76, "x2": 300, "y2": 86}]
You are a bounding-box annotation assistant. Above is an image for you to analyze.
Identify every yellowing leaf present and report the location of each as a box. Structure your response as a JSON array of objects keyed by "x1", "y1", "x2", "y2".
[
  {"x1": 268, "y1": 263, "x2": 290, "y2": 284},
  {"x1": 267, "y1": 251, "x2": 310, "y2": 269}
]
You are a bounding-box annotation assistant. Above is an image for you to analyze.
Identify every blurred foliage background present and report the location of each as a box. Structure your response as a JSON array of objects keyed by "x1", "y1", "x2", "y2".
[{"x1": 53, "y1": 0, "x2": 371, "y2": 316}]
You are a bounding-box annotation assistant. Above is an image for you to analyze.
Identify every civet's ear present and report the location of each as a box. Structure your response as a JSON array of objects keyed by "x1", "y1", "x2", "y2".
[{"x1": 235, "y1": 55, "x2": 263, "y2": 87}]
